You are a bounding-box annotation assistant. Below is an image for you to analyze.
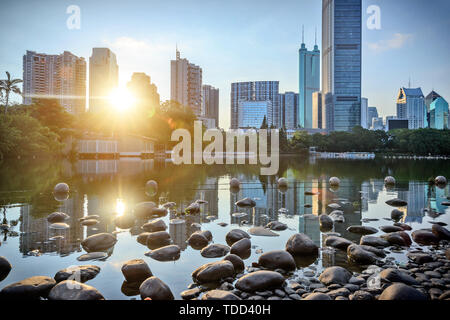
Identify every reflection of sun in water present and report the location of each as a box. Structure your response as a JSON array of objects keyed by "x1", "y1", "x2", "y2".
[{"x1": 116, "y1": 199, "x2": 125, "y2": 217}]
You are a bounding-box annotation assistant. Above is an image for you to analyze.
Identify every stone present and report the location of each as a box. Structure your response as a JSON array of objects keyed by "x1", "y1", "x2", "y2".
[
  {"x1": 380, "y1": 268, "x2": 418, "y2": 285},
  {"x1": 325, "y1": 236, "x2": 353, "y2": 251},
  {"x1": 385, "y1": 198, "x2": 408, "y2": 207},
  {"x1": 81, "y1": 219, "x2": 99, "y2": 226},
  {"x1": 225, "y1": 229, "x2": 251, "y2": 246},
  {"x1": 258, "y1": 250, "x2": 296, "y2": 271},
  {"x1": 347, "y1": 244, "x2": 378, "y2": 265},
  {"x1": 0, "y1": 256, "x2": 12, "y2": 282},
  {"x1": 380, "y1": 225, "x2": 404, "y2": 233},
  {"x1": 137, "y1": 232, "x2": 151, "y2": 245},
  {"x1": 277, "y1": 178, "x2": 288, "y2": 188},
  {"x1": 192, "y1": 261, "x2": 235, "y2": 284},
  {"x1": 381, "y1": 231, "x2": 412, "y2": 246},
  {"x1": 146, "y1": 245, "x2": 181, "y2": 261},
  {"x1": 181, "y1": 287, "x2": 201, "y2": 300},
  {"x1": 384, "y1": 176, "x2": 396, "y2": 186},
  {"x1": 202, "y1": 290, "x2": 241, "y2": 300},
  {"x1": 431, "y1": 224, "x2": 450, "y2": 240},
  {"x1": 47, "y1": 212, "x2": 69, "y2": 223},
  {"x1": 347, "y1": 225, "x2": 378, "y2": 235},
  {"x1": 48, "y1": 280, "x2": 104, "y2": 300},
  {"x1": 265, "y1": 221, "x2": 288, "y2": 231},
  {"x1": 412, "y1": 229, "x2": 440, "y2": 245},
  {"x1": 142, "y1": 219, "x2": 167, "y2": 232},
  {"x1": 407, "y1": 252, "x2": 433, "y2": 264},
  {"x1": 223, "y1": 254, "x2": 245, "y2": 272},
  {"x1": 0, "y1": 276, "x2": 56, "y2": 299},
  {"x1": 360, "y1": 235, "x2": 390, "y2": 247},
  {"x1": 185, "y1": 202, "x2": 201, "y2": 214},
  {"x1": 201, "y1": 244, "x2": 230, "y2": 258},
  {"x1": 435, "y1": 176, "x2": 447, "y2": 186},
  {"x1": 303, "y1": 292, "x2": 332, "y2": 300},
  {"x1": 286, "y1": 233, "x2": 318, "y2": 256},
  {"x1": 230, "y1": 238, "x2": 251, "y2": 258},
  {"x1": 319, "y1": 214, "x2": 334, "y2": 230},
  {"x1": 350, "y1": 291, "x2": 374, "y2": 300},
  {"x1": 329, "y1": 177, "x2": 340, "y2": 187},
  {"x1": 360, "y1": 245, "x2": 386, "y2": 258},
  {"x1": 121, "y1": 259, "x2": 152, "y2": 283},
  {"x1": 328, "y1": 287, "x2": 350, "y2": 299},
  {"x1": 235, "y1": 271, "x2": 285, "y2": 292},
  {"x1": 393, "y1": 222, "x2": 412, "y2": 231},
  {"x1": 319, "y1": 266, "x2": 352, "y2": 286},
  {"x1": 391, "y1": 209, "x2": 404, "y2": 221},
  {"x1": 329, "y1": 210, "x2": 345, "y2": 223},
  {"x1": 378, "y1": 283, "x2": 427, "y2": 300},
  {"x1": 230, "y1": 178, "x2": 240, "y2": 189},
  {"x1": 188, "y1": 232, "x2": 209, "y2": 249},
  {"x1": 49, "y1": 222, "x2": 70, "y2": 230},
  {"x1": 248, "y1": 226, "x2": 279, "y2": 237},
  {"x1": 134, "y1": 202, "x2": 157, "y2": 218},
  {"x1": 77, "y1": 252, "x2": 108, "y2": 261},
  {"x1": 139, "y1": 276, "x2": 174, "y2": 300},
  {"x1": 81, "y1": 233, "x2": 117, "y2": 252},
  {"x1": 54, "y1": 182, "x2": 69, "y2": 193},
  {"x1": 146, "y1": 231, "x2": 171, "y2": 248},
  {"x1": 121, "y1": 280, "x2": 141, "y2": 296},
  {"x1": 54, "y1": 265, "x2": 100, "y2": 283},
  {"x1": 235, "y1": 197, "x2": 256, "y2": 208}
]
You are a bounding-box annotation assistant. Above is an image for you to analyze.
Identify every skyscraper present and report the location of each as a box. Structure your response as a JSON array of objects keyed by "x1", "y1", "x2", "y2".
[
  {"x1": 367, "y1": 106, "x2": 378, "y2": 129},
  {"x1": 126, "y1": 72, "x2": 160, "y2": 110},
  {"x1": 299, "y1": 28, "x2": 320, "y2": 129},
  {"x1": 202, "y1": 85, "x2": 219, "y2": 127},
  {"x1": 322, "y1": 0, "x2": 362, "y2": 132},
  {"x1": 171, "y1": 49, "x2": 202, "y2": 116},
  {"x1": 238, "y1": 101, "x2": 270, "y2": 129},
  {"x1": 429, "y1": 97, "x2": 449, "y2": 130},
  {"x1": 89, "y1": 48, "x2": 119, "y2": 113},
  {"x1": 312, "y1": 91, "x2": 323, "y2": 129},
  {"x1": 230, "y1": 81, "x2": 280, "y2": 129},
  {"x1": 361, "y1": 97, "x2": 368, "y2": 129},
  {"x1": 425, "y1": 90, "x2": 442, "y2": 127},
  {"x1": 23, "y1": 50, "x2": 86, "y2": 114},
  {"x1": 396, "y1": 87, "x2": 426, "y2": 129},
  {"x1": 279, "y1": 92, "x2": 299, "y2": 130}
]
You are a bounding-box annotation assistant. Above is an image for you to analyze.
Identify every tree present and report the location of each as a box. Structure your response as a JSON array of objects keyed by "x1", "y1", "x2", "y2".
[
  {"x1": 0, "y1": 72, "x2": 22, "y2": 114},
  {"x1": 30, "y1": 99, "x2": 75, "y2": 140}
]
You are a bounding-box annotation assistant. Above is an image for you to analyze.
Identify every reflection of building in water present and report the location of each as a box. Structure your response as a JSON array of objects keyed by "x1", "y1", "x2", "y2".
[
  {"x1": 360, "y1": 182, "x2": 370, "y2": 212},
  {"x1": 77, "y1": 159, "x2": 155, "y2": 177},
  {"x1": 168, "y1": 211, "x2": 200, "y2": 251},
  {"x1": 19, "y1": 194, "x2": 84, "y2": 256},
  {"x1": 428, "y1": 185, "x2": 449, "y2": 214},
  {"x1": 398, "y1": 182, "x2": 426, "y2": 223},
  {"x1": 85, "y1": 195, "x2": 116, "y2": 236},
  {"x1": 194, "y1": 177, "x2": 219, "y2": 218}
]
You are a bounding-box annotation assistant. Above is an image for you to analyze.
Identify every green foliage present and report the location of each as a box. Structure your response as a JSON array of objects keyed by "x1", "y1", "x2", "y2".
[{"x1": 30, "y1": 99, "x2": 75, "y2": 140}]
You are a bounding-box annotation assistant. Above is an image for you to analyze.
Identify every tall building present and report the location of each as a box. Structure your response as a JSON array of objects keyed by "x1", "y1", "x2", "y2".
[
  {"x1": 396, "y1": 87, "x2": 426, "y2": 129},
  {"x1": 367, "y1": 106, "x2": 378, "y2": 129},
  {"x1": 372, "y1": 117, "x2": 384, "y2": 131},
  {"x1": 279, "y1": 92, "x2": 299, "y2": 130},
  {"x1": 312, "y1": 91, "x2": 323, "y2": 129},
  {"x1": 322, "y1": 0, "x2": 362, "y2": 132},
  {"x1": 361, "y1": 97, "x2": 368, "y2": 129},
  {"x1": 126, "y1": 72, "x2": 160, "y2": 110},
  {"x1": 238, "y1": 100, "x2": 270, "y2": 129},
  {"x1": 23, "y1": 50, "x2": 86, "y2": 114},
  {"x1": 425, "y1": 90, "x2": 442, "y2": 127},
  {"x1": 230, "y1": 81, "x2": 280, "y2": 129},
  {"x1": 202, "y1": 85, "x2": 219, "y2": 127},
  {"x1": 298, "y1": 30, "x2": 320, "y2": 129},
  {"x1": 170, "y1": 50, "x2": 202, "y2": 116},
  {"x1": 89, "y1": 48, "x2": 119, "y2": 113},
  {"x1": 429, "y1": 97, "x2": 449, "y2": 130}
]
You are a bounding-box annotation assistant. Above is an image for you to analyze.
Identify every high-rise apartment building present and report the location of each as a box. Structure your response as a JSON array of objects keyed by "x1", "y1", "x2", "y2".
[
  {"x1": 367, "y1": 106, "x2": 378, "y2": 129},
  {"x1": 23, "y1": 50, "x2": 86, "y2": 114},
  {"x1": 89, "y1": 48, "x2": 119, "y2": 113},
  {"x1": 299, "y1": 32, "x2": 320, "y2": 129},
  {"x1": 312, "y1": 91, "x2": 323, "y2": 129},
  {"x1": 396, "y1": 87, "x2": 426, "y2": 129},
  {"x1": 322, "y1": 0, "x2": 362, "y2": 132},
  {"x1": 279, "y1": 92, "x2": 299, "y2": 130},
  {"x1": 231, "y1": 81, "x2": 280, "y2": 129},
  {"x1": 361, "y1": 97, "x2": 368, "y2": 129},
  {"x1": 126, "y1": 72, "x2": 160, "y2": 110},
  {"x1": 171, "y1": 50, "x2": 202, "y2": 116},
  {"x1": 202, "y1": 85, "x2": 219, "y2": 127}
]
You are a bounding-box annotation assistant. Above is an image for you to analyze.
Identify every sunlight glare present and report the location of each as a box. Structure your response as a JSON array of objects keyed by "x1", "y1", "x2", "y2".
[
  {"x1": 108, "y1": 87, "x2": 136, "y2": 112},
  {"x1": 116, "y1": 198, "x2": 126, "y2": 217}
]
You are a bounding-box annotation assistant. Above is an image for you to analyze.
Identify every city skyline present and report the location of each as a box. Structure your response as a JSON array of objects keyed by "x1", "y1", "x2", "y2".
[{"x1": 1, "y1": 0, "x2": 450, "y2": 129}]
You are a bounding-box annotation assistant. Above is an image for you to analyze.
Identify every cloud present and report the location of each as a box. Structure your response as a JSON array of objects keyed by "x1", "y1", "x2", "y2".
[{"x1": 368, "y1": 33, "x2": 413, "y2": 53}]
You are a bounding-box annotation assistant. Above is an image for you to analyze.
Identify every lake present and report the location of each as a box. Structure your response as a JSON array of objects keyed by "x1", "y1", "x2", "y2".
[{"x1": 0, "y1": 157, "x2": 449, "y2": 299}]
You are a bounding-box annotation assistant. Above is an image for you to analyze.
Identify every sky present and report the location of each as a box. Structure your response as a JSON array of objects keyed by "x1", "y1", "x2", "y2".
[{"x1": 1, "y1": 0, "x2": 449, "y2": 129}]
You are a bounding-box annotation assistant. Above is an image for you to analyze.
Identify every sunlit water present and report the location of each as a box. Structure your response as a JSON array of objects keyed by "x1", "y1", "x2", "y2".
[{"x1": 0, "y1": 157, "x2": 449, "y2": 299}]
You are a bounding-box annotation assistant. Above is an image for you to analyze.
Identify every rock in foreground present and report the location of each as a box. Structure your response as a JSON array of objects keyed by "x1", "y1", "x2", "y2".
[
  {"x1": 48, "y1": 280, "x2": 104, "y2": 300},
  {"x1": 139, "y1": 276, "x2": 174, "y2": 300},
  {"x1": 235, "y1": 270, "x2": 285, "y2": 292}
]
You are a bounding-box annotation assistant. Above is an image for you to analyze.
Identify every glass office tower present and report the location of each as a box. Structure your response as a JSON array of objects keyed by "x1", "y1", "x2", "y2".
[{"x1": 322, "y1": 0, "x2": 362, "y2": 132}]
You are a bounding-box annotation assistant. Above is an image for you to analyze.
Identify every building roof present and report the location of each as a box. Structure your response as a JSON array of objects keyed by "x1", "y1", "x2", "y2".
[
  {"x1": 426, "y1": 90, "x2": 441, "y2": 102},
  {"x1": 430, "y1": 97, "x2": 449, "y2": 110},
  {"x1": 401, "y1": 87, "x2": 424, "y2": 97}
]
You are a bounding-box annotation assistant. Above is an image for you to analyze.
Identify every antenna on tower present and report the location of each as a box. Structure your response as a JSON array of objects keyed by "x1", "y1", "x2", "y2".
[
  {"x1": 302, "y1": 25, "x2": 305, "y2": 44},
  {"x1": 408, "y1": 76, "x2": 411, "y2": 88},
  {"x1": 176, "y1": 43, "x2": 180, "y2": 59},
  {"x1": 315, "y1": 27, "x2": 317, "y2": 46}
]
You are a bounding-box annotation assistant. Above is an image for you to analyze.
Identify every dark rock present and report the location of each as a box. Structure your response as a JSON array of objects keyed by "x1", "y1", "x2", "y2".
[
  {"x1": 393, "y1": 222, "x2": 412, "y2": 231},
  {"x1": 360, "y1": 236, "x2": 390, "y2": 248},
  {"x1": 302, "y1": 293, "x2": 331, "y2": 300},
  {"x1": 185, "y1": 202, "x2": 201, "y2": 214},
  {"x1": 81, "y1": 233, "x2": 117, "y2": 252},
  {"x1": 54, "y1": 265, "x2": 100, "y2": 283},
  {"x1": 181, "y1": 287, "x2": 201, "y2": 300},
  {"x1": 381, "y1": 231, "x2": 412, "y2": 246},
  {"x1": 359, "y1": 245, "x2": 386, "y2": 258},
  {"x1": 146, "y1": 245, "x2": 180, "y2": 261},
  {"x1": 188, "y1": 232, "x2": 209, "y2": 249},
  {"x1": 134, "y1": 202, "x2": 157, "y2": 218},
  {"x1": 47, "y1": 212, "x2": 69, "y2": 223},
  {"x1": 347, "y1": 244, "x2": 378, "y2": 265},
  {"x1": 201, "y1": 244, "x2": 230, "y2": 258},
  {"x1": 265, "y1": 221, "x2": 288, "y2": 231},
  {"x1": 202, "y1": 290, "x2": 241, "y2": 300},
  {"x1": 328, "y1": 287, "x2": 350, "y2": 299},
  {"x1": 230, "y1": 238, "x2": 251, "y2": 258},
  {"x1": 121, "y1": 280, "x2": 141, "y2": 296},
  {"x1": 225, "y1": 229, "x2": 251, "y2": 246},
  {"x1": 407, "y1": 252, "x2": 433, "y2": 264},
  {"x1": 319, "y1": 214, "x2": 334, "y2": 230},
  {"x1": 350, "y1": 291, "x2": 374, "y2": 300},
  {"x1": 391, "y1": 209, "x2": 404, "y2": 221},
  {"x1": 223, "y1": 254, "x2": 245, "y2": 272},
  {"x1": 48, "y1": 280, "x2": 104, "y2": 300},
  {"x1": 142, "y1": 219, "x2": 167, "y2": 232},
  {"x1": 235, "y1": 271, "x2": 285, "y2": 292},
  {"x1": 329, "y1": 210, "x2": 345, "y2": 223},
  {"x1": 412, "y1": 229, "x2": 440, "y2": 245},
  {"x1": 146, "y1": 231, "x2": 171, "y2": 248},
  {"x1": 318, "y1": 266, "x2": 352, "y2": 286},
  {"x1": 380, "y1": 268, "x2": 418, "y2": 285},
  {"x1": 439, "y1": 290, "x2": 450, "y2": 300},
  {"x1": 285, "y1": 233, "x2": 318, "y2": 256},
  {"x1": 0, "y1": 276, "x2": 56, "y2": 299},
  {"x1": 77, "y1": 252, "x2": 108, "y2": 261},
  {"x1": 379, "y1": 283, "x2": 427, "y2": 300},
  {"x1": 385, "y1": 198, "x2": 408, "y2": 207},
  {"x1": 121, "y1": 259, "x2": 152, "y2": 283},
  {"x1": 54, "y1": 182, "x2": 69, "y2": 193},
  {"x1": 192, "y1": 261, "x2": 235, "y2": 284},
  {"x1": 81, "y1": 219, "x2": 99, "y2": 226},
  {"x1": 137, "y1": 232, "x2": 151, "y2": 245},
  {"x1": 258, "y1": 250, "x2": 296, "y2": 271},
  {"x1": 325, "y1": 236, "x2": 353, "y2": 251},
  {"x1": 380, "y1": 225, "x2": 404, "y2": 233},
  {"x1": 235, "y1": 198, "x2": 256, "y2": 208},
  {"x1": 139, "y1": 276, "x2": 174, "y2": 300},
  {"x1": 347, "y1": 225, "x2": 378, "y2": 235},
  {"x1": 0, "y1": 256, "x2": 12, "y2": 282},
  {"x1": 248, "y1": 226, "x2": 279, "y2": 237},
  {"x1": 431, "y1": 224, "x2": 450, "y2": 240}
]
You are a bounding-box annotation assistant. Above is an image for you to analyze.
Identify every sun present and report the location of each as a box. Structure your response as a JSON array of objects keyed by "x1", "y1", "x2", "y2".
[{"x1": 108, "y1": 87, "x2": 136, "y2": 112}]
